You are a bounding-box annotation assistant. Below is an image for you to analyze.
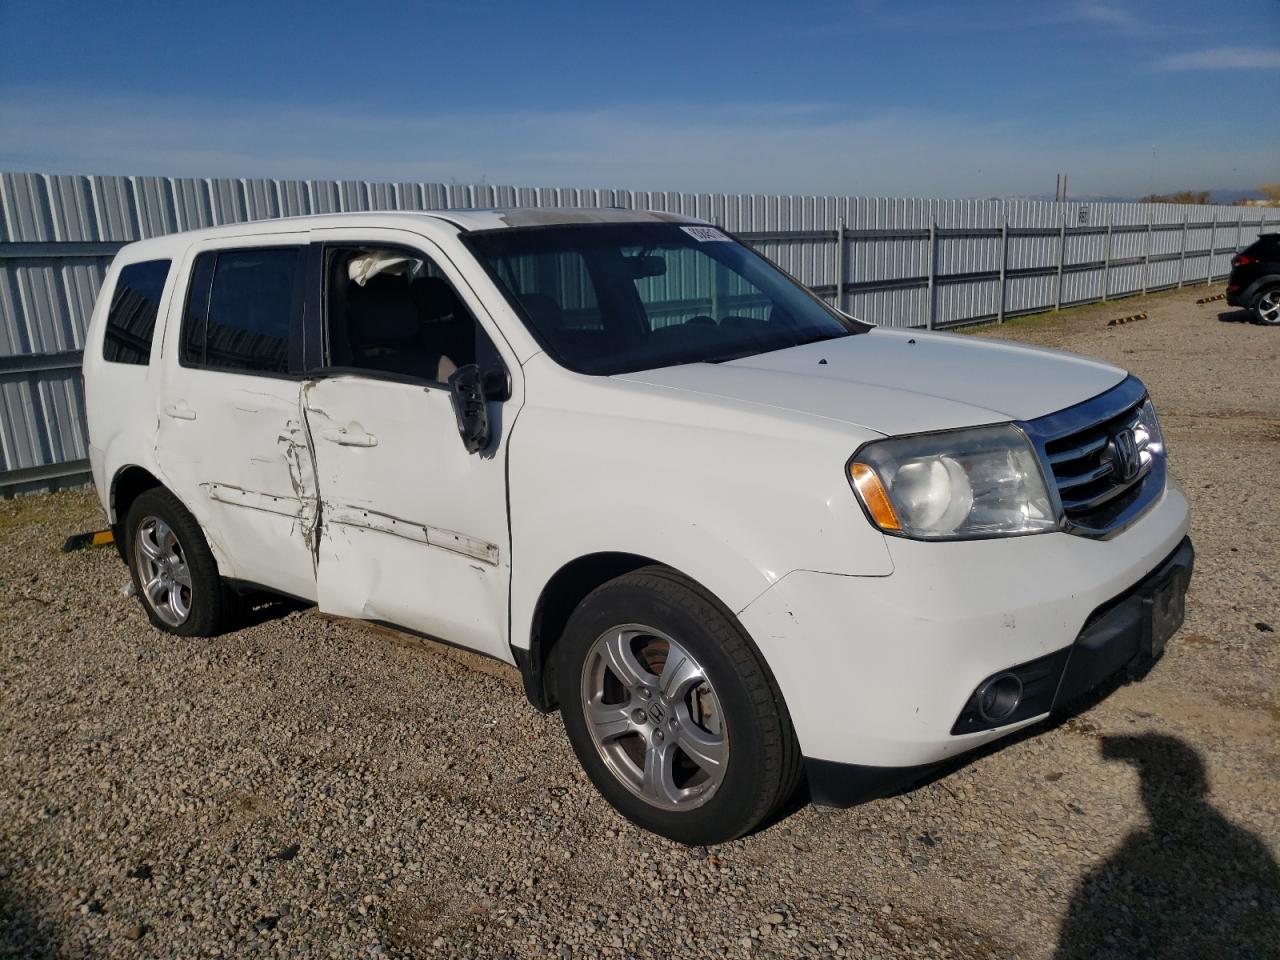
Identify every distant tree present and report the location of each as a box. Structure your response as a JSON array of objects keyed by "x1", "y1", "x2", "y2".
[
  {"x1": 1141, "y1": 190, "x2": 1211, "y2": 204},
  {"x1": 1259, "y1": 183, "x2": 1280, "y2": 206}
]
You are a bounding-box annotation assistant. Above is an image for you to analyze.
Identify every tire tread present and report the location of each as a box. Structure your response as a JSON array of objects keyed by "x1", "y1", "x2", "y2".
[
  {"x1": 564, "y1": 565, "x2": 802, "y2": 841},
  {"x1": 125, "y1": 487, "x2": 235, "y2": 637}
]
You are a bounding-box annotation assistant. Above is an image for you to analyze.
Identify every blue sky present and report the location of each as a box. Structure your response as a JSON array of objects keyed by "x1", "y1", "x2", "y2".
[{"x1": 1, "y1": 0, "x2": 1277, "y2": 198}]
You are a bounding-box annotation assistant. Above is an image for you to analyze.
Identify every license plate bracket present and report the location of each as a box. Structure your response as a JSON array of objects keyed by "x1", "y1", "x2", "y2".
[{"x1": 1143, "y1": 570, "x2": 1187, "y2": 661}]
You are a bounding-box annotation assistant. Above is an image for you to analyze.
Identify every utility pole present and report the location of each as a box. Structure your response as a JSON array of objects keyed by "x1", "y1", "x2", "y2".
[
  {"x1": 1055, "y1": 174, "x2": 1060, "y2": 202},
  {"x1": 1062, "y1": 173, "x2": 1069, "y2": 202}
]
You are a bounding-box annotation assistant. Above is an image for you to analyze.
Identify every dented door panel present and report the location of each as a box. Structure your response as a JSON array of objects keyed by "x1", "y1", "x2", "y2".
[
  {"x1": 304, "y1": 376, "x2": 512, "y2": 661},
  {"x1": 155, "y1": 372, "x2": 319, "y2": 601}
]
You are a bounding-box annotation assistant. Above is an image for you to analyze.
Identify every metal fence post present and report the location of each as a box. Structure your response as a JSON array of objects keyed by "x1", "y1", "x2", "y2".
[
  {"x1": 1101, "y1": 214, "x2": 1112, "y2": 302},
  {"x1": 926, "y1": 218, "x2": 937, "y2": 330},
  {"x1": 1178, "y1": 213, "x2": 1188, "y2": 288},
  {"x1": 1142, "y1": 218, "x2": 1152, "y2": 295},
  {"x1": 1054, "y1": 214, "x2": 1066, "y2": 311},
  {"x1": 833, "y1": 216, "x2": 846, "y2": 312},
  {"x1": 997, "y1": 214, "x2": 1008, "y2": 323},
  {"x1": 1235, "y1": 212, "x2": 1244, "y2": 255},
  {"x1": 1207, "y1": 216, "x2": 1217, "y2": 285}
]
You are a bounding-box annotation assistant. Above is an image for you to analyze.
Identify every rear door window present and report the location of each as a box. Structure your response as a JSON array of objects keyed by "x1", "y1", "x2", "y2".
[
  {"x1": 103, "y1": 259, "x2": 171, "y2": 364},
  {"x1": 181, "y1": 247, "x2": 302, "y2": 374}
]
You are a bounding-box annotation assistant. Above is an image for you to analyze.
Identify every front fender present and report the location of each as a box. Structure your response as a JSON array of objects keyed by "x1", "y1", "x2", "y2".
[{"x1": 507, "y1": 380, "x2": 894, "y2": 653}]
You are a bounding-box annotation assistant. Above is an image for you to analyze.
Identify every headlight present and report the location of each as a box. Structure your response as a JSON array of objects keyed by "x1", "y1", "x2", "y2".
[
  {"x1": 1135, "y1": 398, "x2": 1164, "y2": 467},
  {"x1": 848, "y1": 424, "x2": 1057, "y2": 540}
]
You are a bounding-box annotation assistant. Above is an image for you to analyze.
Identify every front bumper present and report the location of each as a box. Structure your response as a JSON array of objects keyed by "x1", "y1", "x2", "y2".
[
  {"x1": 737, "y1": 483, "x2": 1191, "y2": 779},
  {"x1": 806, "y1": 535, "x2": 1192, "y2": 805}
]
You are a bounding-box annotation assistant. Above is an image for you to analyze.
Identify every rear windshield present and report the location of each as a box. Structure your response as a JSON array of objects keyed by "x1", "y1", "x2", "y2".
[
  {"x1": 464, "y1": 223, "x2": 866, "y2": 375},
  {"x1": 1243, "y1": 235, "x2": 1279, "y2": 258}
]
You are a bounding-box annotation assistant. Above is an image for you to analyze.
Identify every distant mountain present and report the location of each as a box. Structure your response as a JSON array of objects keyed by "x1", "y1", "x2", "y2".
[
  {"x1": 1206, "y1": 188, "x2": 1266, "y2": 205},
  {"x1": 1009, "y1": 189, "x2": 1265, "y2": 204}
]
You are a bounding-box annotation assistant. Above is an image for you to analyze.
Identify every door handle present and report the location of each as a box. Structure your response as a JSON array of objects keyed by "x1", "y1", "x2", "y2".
[
  {"x1": 164, "y1": 401, "x2": 197, "y2": 421},
  {"x1": 322, "y1": 424, "x2": 378, "y2": 447}
]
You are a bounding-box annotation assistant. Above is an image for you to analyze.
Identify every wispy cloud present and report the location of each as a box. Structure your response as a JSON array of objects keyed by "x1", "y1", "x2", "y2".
[
  {"x1": 796, "y1": 0, "x2": 1145, "y2": 37},
  {"x1": 1072, "y1": 3, "x2": 1139, "y2": 28},
  {"x1": 1155, "y1": 46, "x2": 1280, "y2": 70},
  {"x1": 0, "y1": 86, "x2": 1275, "y2": 198}
]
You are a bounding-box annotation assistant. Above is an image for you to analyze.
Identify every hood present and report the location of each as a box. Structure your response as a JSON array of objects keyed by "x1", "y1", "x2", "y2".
[{"x1": 614, "y1": 327, "x2": 1127, "y2": 437}]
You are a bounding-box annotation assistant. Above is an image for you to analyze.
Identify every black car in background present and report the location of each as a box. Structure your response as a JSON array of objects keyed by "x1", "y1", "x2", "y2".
[{"x1": 1227, "y1": 233, "x2": 1280, "y2": 325}]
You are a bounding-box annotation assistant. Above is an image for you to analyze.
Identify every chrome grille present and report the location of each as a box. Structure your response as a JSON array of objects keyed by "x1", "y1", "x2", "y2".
[{"x1": 1021, "y1": 376, "x2": 1165, "y2": 537}]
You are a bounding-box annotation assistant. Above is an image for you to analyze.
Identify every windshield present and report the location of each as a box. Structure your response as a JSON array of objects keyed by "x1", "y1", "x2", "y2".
[{"x1": 463, "y1": 222, "x2": 868, "y2": 375}]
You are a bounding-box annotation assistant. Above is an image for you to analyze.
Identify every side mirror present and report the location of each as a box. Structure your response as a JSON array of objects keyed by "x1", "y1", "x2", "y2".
[{"x1": 447, "y1": 364, "x2": 490, "y2": 454}]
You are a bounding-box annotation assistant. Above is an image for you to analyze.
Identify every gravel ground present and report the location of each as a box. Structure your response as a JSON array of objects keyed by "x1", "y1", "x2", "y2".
[{"x1": 2, "y1": 286, "x2": 1277, "y2": 959}]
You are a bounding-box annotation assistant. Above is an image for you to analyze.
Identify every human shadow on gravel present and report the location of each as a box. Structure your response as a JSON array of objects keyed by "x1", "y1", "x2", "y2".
[
  {"x1": 0, "y1": 878, "x2": 59, "y2": 960},
  {"x1": 1054, "y1": 734, "x2": 1280, "y2": 960}
]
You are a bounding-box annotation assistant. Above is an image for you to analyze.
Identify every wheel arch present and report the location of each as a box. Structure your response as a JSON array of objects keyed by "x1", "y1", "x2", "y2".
[
  {"x1": 108, "y1": 465, "x2": 164, "y2": 561},
  {"x1": 1242, "y1": 274, "x2": 1280, "y2": 305},
  {"x1": 516, "y1": 552, "x2": 752, "y2": 713}
]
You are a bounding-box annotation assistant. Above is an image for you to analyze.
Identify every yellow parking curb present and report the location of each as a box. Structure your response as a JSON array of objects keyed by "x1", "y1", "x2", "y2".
[{"x1": 61, "y1": 529, "x2": 114, "y2": 552}]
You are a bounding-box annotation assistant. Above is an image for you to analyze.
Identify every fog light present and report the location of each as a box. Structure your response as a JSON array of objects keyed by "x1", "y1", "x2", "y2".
[{"x1": 975, "y1": 673, "x2": 1023, "y2": 722}]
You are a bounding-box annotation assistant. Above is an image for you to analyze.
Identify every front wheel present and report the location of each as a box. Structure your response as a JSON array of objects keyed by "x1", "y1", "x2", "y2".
[
  {"x1": 556, "y1": 567, "x2": 801, "y2": 844},
  {"x1": 1253, "y1": 286, "x2": 1280, "y2": 325}
]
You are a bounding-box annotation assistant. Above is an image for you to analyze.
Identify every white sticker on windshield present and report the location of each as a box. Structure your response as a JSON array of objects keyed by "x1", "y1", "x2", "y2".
[{"x1": 681, "y1": 225, "x2": 730, "y2": 242}]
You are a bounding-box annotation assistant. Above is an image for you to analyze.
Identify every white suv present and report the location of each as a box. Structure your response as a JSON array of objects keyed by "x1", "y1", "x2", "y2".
[{"x1": 83, "y1": 209, "x2": 1193, "y2": 844}]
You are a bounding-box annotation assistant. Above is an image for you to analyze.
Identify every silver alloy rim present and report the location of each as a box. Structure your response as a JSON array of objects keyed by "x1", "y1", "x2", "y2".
[
  {"x1": 133, "y1": 516, "x2": 192, "y2": 627},
  {"x1": 580, "y1": 624, "x2": 728, "y2": 811},
  {"x1": 1258, "y1": 290, "x2": 1280, "y2": 325}
]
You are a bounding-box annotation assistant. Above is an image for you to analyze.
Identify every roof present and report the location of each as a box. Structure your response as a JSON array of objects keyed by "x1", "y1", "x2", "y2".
[
  {"x1": 432, "y1": 207, "x2": 702, "y2": 231},
  {"x1": 117, "y1": 207, "x2": 706, "y2": 254}
]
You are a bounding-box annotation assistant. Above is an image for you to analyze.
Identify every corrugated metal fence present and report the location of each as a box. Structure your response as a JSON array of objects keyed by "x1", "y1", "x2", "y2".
[{"x1": 2, "y1": 171, "x2": 1276, "y2": 493}]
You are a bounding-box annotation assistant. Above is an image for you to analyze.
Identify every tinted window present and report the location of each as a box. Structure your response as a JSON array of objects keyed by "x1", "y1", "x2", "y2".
[
  {"x1": 103, "y1": 260, "x2": 171, "y2": 364},
  {"x1": 1244, "y1": 236, "x2": 1280, "y2": 259},
  {"x1": 182, "y1": 248, "x2": 300, "y2": 373}
]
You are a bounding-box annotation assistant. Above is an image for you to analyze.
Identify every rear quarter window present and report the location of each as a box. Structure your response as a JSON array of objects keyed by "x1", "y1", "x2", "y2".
[{"x1": 102, "y1": 259, "x2": 171, "y2": 364}]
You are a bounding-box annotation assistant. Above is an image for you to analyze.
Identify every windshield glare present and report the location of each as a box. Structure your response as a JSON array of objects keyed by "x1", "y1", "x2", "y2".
[{"x1": 464, "y1": 223, "x2": 866, "y2": 375}]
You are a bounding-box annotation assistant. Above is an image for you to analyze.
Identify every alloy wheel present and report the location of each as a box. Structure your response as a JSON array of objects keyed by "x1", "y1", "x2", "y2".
[
  {"x1": 1258, "y1": 289, "x2": 1280, "y2": 325},
  {"x1": 580, "y1": 624, "x2": 728, "y2": 811},
  {"x1": 133, "y1": 516, "x2": 192, "y2": 627}
]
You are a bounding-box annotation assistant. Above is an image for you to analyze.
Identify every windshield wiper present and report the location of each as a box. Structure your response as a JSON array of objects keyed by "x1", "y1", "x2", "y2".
[
  {"x1": 791, "y1": 330, "x2": 848, "y2": 347},
  {"x1": 704, "y1": 330, "x2": 849, "y2": 364}
]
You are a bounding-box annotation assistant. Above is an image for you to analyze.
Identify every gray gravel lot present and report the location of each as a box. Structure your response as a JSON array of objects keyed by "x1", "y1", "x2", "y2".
[{"x1": 2, "y1": 286, "x2": 1278, "y2": 959}]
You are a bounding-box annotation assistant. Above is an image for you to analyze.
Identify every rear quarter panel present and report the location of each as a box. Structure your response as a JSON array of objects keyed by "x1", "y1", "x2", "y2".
[{"x1": 83, "y1": 241, "x2": 185, "y2": 520}]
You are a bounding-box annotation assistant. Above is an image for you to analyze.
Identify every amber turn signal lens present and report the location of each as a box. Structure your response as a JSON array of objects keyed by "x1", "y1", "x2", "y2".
[{"x1": 849, "y1": 462, "x2": 902, "y2": 531}]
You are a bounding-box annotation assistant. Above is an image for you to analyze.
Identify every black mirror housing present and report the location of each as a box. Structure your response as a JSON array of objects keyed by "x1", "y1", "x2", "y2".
[
  {"x1": 447, "y1": 363, "x2": 490, "y2": 454},
  {"x1": 622, "y1": 254, "x2": 667, "y2": 279}
]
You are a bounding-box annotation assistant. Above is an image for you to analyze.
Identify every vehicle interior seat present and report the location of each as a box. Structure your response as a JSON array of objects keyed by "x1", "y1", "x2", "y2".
[
  {"x1": 411, "y1": 276, "x2": 475, "y2": 371},
  {"x1": 346, "y1": 275, "x2": 445, "y2": 380}
]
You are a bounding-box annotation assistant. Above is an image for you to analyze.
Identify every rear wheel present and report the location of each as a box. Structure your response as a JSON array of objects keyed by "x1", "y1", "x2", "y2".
[
  {"x1": 556, "y1": 567, "x2": 801, "y2": 844},
  {"x1": 124, "y1": 487, "x2": 234, "y2": 636},
  {"x1": 1254, "y1": 286, "x2": 1280, "y2": 325}
]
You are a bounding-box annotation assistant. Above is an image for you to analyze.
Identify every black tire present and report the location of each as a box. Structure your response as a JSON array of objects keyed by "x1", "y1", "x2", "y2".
[
  {"x1": 124, "y1": 487, "x2": 235, "y2": 637},
  {"x1": 556, "y1": 566, "x2": 802, "y2": 844},
  {"x1": 1252, "y1": 285, "x2": 1280, "y2": 325}
]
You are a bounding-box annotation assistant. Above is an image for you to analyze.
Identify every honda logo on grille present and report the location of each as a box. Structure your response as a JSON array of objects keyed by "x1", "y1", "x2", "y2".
[{"x1": 1112, "y1": 428, "x2": 1140, "y2": 481}]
